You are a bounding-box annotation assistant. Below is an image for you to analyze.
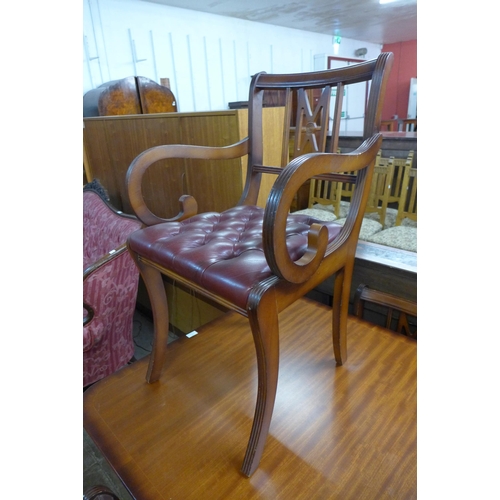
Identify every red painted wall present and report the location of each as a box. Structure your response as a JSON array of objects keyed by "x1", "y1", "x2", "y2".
[{"x1": 381, "y1": 40, "x2": 417, "y2": 121}]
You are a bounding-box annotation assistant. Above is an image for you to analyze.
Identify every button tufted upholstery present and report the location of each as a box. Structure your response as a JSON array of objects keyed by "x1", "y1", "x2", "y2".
[{"x1": 128, "y1": 205, "x2": 342, "y2": 310}]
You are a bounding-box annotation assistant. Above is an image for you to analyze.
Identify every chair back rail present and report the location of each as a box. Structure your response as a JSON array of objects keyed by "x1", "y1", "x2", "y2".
[{"x1": 239, "y1": 55, "x2": 392, "y2": 208}]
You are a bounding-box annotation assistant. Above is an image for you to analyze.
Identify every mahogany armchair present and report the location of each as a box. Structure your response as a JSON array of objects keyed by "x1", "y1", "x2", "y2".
[
  {"x1": 83, "y1": 180, "x2": 143, "y2": 387},
  {"x1": 125, "y1": 53, "x2": 393, "y2": 476}
]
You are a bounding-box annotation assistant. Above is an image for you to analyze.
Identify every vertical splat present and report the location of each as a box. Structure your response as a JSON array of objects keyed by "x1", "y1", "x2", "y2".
[{"x1": 291, "y1": 86, "x2": 331, "y2": 159}]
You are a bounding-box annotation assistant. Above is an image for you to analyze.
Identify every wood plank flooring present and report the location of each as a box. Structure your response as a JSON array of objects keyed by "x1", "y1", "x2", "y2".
[{"x1": 84, "y1": 297, "x2": 416, "y2": 499}]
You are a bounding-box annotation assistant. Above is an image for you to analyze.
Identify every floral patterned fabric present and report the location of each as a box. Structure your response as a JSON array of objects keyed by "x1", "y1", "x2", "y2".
[
  {"x1": 364, "y1": 207, "x2": 398, "y2": 229},
  {"x1": 83, "y1": 192, "x2": 142, "y2": 271},
  {"x1": 365, "y1": 226, "x2": 417, "y2": 253},
  {"x1": 291, "y1": 207, "x2": 338, "y2": 221},
  {"x1": 83, "y1": 190, "x2": 142, "y2": 387},
  {"x1": 333, "y1": 217, "x2": 383, "y2": 241},
  {"x1": 301, "y1": 201, "x2": 417, "y2": 252}
]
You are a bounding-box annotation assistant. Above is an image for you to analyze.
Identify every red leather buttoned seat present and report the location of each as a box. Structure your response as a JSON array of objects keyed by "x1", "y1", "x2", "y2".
[{"x1": 128, "y1": 205, "x2": 342, "y2": 310}]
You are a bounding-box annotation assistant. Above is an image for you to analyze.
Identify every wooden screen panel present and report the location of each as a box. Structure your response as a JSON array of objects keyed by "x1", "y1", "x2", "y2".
[
  {"x1": 84, "y1": 114, "x2": 185, "y2": 217},
  {"x1": 83, "y1": 111, "x2": 250, "y2": 217},
  {"x1": 178, "y1": 113, "x2": 247, "y2": 213},
  {"x1": 83, "y1": 119, "x2": 123, "y2": 209}
]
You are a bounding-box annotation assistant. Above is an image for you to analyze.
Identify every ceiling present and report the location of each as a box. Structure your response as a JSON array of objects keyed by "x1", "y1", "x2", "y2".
[{"x1": 142, "y1": 0, "x2": 417, "y2": 45}]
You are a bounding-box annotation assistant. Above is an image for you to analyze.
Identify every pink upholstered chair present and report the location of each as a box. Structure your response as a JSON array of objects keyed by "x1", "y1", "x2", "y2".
[{"x1": 83, "y1": 180, "x2": 143, "y2": 387}]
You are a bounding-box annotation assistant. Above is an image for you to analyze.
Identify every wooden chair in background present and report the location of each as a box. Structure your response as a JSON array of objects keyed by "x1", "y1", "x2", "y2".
[
  {"x1": 385, "y1": 150, "x2": 415, "y2": 207},
  {"x1": 363, "y1": 151, "x2": 394, "y2": 227},
  {"x1": 395, "y1": 163, "x2": 417, "y2": 226},
  {"x1": 96, "y1": 54, "x2": 394, "y2": 477},
  {"x1": 336, "y1": 170, "x2": 357, "y2": 216},
  {"x1": 332, "y1": 150, "x2": 415, "y2": 228},
  {"x1": 307, "y1": 175, "x2": 342, "y2": 216},
  {"x1": 305, "y1": 148, "x2": 354, "y2": 219},
  {"x1": 362, "y1": 149, "x2": 416, "y2": 251},
  {"x1": 299, "y1": 149, "x2": 416, "y2": 229},
  {"x1": 353, "y1": 283, "x2": 417, "y2": 338}
]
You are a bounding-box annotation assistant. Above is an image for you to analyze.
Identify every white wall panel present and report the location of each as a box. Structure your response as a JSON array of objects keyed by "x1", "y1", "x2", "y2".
[
  {"x1": 202, "y1": 36, "x2": 224, "y2": 111},
  {"x1": 83, "y1": 0, "x2": 382, "y2": 112},
  {"x1": 168, "y1": 32, "x2": 193, "y2": 111},
  {"x1": 219, "y1": 38, "x2": 237, "y2": 106},
  {"x1": 233, "y1": 39, "x2": 252, "y2": 104},
  {"x1": 83, "y1": 0, "x2": 110, "y2": 88},
  {"x1": 128, "y1": 28, "x2": 156, "y2": 78},
  {"x1": 249, "y1": 44, "x2": 272, "y2": 77}
]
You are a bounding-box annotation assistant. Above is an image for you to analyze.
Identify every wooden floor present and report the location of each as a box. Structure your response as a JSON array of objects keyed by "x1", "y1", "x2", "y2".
[{"x1": 84, "y1": 298, "x2": 416, "y2": 499}]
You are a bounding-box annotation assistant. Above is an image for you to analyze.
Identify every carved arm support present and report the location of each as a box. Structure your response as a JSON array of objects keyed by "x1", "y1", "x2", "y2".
[
  {"x1": 126, "y1": 139, "x2": 249, "y2": 226},
  {"x1": 263, "y1": 134, "x2": 383, "y2": 284}
]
